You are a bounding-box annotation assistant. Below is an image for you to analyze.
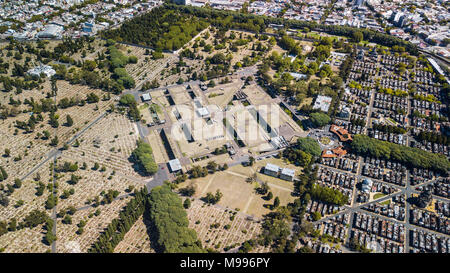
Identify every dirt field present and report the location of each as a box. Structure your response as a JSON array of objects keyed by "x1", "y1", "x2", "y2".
[
  {"x1": 190, "y1": 153, "x2": 232, "y2": 168},
  {"x1": 147, "y1": 130, "x2": 169, "y2": 164},
  {"x1": 206, "y1": 80, "x2": 243, "y2": 109},
  {"x1": 178, "y1": 160, "x2": 297, "y2": 218}
]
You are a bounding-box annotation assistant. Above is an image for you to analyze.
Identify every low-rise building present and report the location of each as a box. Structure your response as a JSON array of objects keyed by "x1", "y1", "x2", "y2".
[
  {"x1": 27, "y1": 64, "x2": 56, "y2": 78},
  {"x1": 280, "y1": 167, "x2": 295, "y2": 181},
  {"x1": 330, "y1": 124, "x2": 352, "y2": 142},
  {"x1": 142, "y1": 93, "x2": 152, "y2": 102},
  {"x1": 361, "y1": 178, "x2": 373, "y2": 193},
  {"x1": 168, "y1": 158, "x2": 182, "y2": 173},
  {"x1": 313, "y1": 95, "x2": 332, "y2": 113},
  {"x1": 264, "y1": 163, "x2": 280, "y2": 177}
]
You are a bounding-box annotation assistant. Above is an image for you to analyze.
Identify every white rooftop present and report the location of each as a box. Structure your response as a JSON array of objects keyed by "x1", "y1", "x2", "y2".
[
  {"x1": 142, "y1": 93, "x2": 151, "y2": 101},
  {"x1": 168, "y1": 158, "x2": 182, "y2": 172},
  {"x1": 27, "y1": 64, "x2": 56, "y2": 78},
  {"x1": 197, "y1": 107, "x2": 209, "y2": 117},
  {"x1": 265, "y1": 163, "x2": 280, "y2": 173},
  {"x1": 312, "y1": 95, "x2": 332, "y2": 113},
  {"x1": 281, "y1": 168, "x2": 295, "y2": 177}
]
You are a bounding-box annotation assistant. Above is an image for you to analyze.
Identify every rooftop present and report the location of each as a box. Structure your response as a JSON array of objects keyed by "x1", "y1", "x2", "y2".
[
  {"x1": 281, "y1": 168, "x2": 295, "y2": 177},
  {"x1": 312, "y1": 95, "x2": 332, "y2": 113},
  {"x1": 168, "y1": 158, "x2": 182, "y2": 172},
  {"x1": 265, "y1": 163, "x2": 280, "y2": 173},
  {"x1": 196, "y1": 107, "x2": 210, "y2": 117},
  {"x1": 142, "y1": 93, "x2": 151, "y2": 101}
]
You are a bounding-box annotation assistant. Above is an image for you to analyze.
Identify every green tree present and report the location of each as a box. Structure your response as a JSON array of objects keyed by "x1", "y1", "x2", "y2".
[
  {"x1": 309, "y1": 112, "x2": 331, "y2": 127},
  {"x1": 146, "y1": 185, "x2": 204, "y2": 253},
  {"x1": 296, "y1": 137, "x2": 322, "y2": 157},
  {"x1": 273, "y1": 196, "x2": 280, "y2": 208},
  {"x1": 66, "y1": 115, "x2": 73, "y2": 127},
  {"x1": 183, "y1": 198, "x2": 191, "y2": 209},
  {"x1": 352, "y1": 31, "x2": 363, "y2": 43},
  {"x1": 131, "y1": 140, "x2": 158, "y2": 175}
]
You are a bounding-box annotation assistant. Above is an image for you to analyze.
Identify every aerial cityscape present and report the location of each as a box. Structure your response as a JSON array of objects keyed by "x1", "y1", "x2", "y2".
[{"x1": 0, "y1": 0, "x2": 448, "y2": 257}]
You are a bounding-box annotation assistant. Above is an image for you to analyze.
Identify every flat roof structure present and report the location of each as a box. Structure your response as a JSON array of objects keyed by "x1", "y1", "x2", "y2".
[
  {"x1": 265, "y1": 163, "x2": 280, "y2": 173},
  {"x1": 142, "y1": 93, "x2": 152, "y2": 101},
  {"x1": 196, "y1": 107, "x2": 210, "y2": 117},
  {"x1": 168, "y1": 158, "x2": 182, "y2": 172},
  {"x1": 289, "y1": 72, "x2": 308, "y2": 80},
  {"x1": 27, "y1": 64, "x2": 56, "y2": 78},
  {"x1": 312, "y1": 95, "x2": 332, "y2": 113},
  {"x1": 281, "y1": 168, "x2": 295, "y2": 177}
]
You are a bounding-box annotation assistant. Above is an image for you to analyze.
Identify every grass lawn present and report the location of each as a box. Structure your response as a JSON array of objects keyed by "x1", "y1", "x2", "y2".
[
  {"x1": 138, "y1": 103, "x2": 149, "y2": 111},
  {"x1": 151, "y1": 103, "x2": 162, "y2": 114},
  {"x1": 373, "y1": 193, "x2": 386, "y2": 200},
  {"x1": 320, "y1": 136, "x2": 331, "y2": 145}
]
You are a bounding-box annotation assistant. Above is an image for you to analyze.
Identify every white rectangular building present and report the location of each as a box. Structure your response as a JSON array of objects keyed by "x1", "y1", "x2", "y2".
[
  {"x1": 312, "y1": 95, "x2": 332, "y2": 113},
  {"x1": 168, "y1": 158, "x2": 182, "y2": 173}
]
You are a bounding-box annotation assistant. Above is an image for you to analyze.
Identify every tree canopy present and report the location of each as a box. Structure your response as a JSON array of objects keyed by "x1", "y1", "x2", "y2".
[
  {"x1": 310, "y1": 184, "x2": 348, "y2": 206},
  {"x1": 147, "y1": 185, "x2": 205, "y2": 253},
  {"x1": 352, "y1": 134, "x2": 450, "y2": 173},
  {"x1": 131, "y1": 140, "x2": 158, "y2": 175},
  {"x1": 102, "y1": 7, "x2": 209, "y2": 51},
  {"x1": 296, "y1": 137, "x2": 322, "y2": 157},
  {"x1": 309, "y1": 112, "x2": 331, "y2": 127}
]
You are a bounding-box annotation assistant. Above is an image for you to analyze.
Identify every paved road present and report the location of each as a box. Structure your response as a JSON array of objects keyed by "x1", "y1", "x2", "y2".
[{"x1": 145, "y1": 163, "x2": 169, "y2": 192}]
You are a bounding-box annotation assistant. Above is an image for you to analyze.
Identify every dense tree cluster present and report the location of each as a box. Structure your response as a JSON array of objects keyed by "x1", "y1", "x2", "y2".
[
  {"x1": 282, "y1": 148, "x2": 313, "y2": 167},
  {"x1": 188, "y1": 165, "x2": 209, "y2": 178},
  {"x1": 170, "y1": 3, "x2": 418, "y2": 54},
  {"x1": 102, "y1": 7, "x2": 209, "y2": 51},
  {"x1": 20, "y1": 209, "x2": 50, "y2": 229},
  {"x1": 258, "y1": 208, "x2": 298, "y2": 253},
  {"x1": 88, "y1": 188, "x2": 148, "y2": 253},
  {"x1": 351, "y1": 134, "x2": 450, "y2": 173},
  {"x1": 415, "y1": 131, "x2": 449, "y2": 146},
  {"x1": 104, "y1": 3, "x2": 418, "y2": 58},
  {"x1": 296, "y1": 137, "x2": 322, "y2": 157},
  {"x1": 372, "y1": 123, "x2": 407, "y2": 135},
  {"x1": 147, "y1": 185, "x2": 205, "y2": 253},
  {"x1": 119, "y1": 94, "x2": 140, "y2": 121},
  {"x1": 309, "y1": 112, "x2": 331, "y2": 128},
  {"x1": 310, "y1": 184, "x2": 349, "y2": 206},
  {"x1": 339, "y1": 53, "x2": 355, "y2": 80},
  {"x1": 130, "y1": 140, "x2": 158, "y2": 175},
  {"x1": 278, "y1": 35, "x2": 302, "y2": 56},
  {"x1": 203, "y1": 190, "x2": 223, "y2": 205},
  {"x1": 107, "y1": 46, "x2": 135, "y2": 89}
]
